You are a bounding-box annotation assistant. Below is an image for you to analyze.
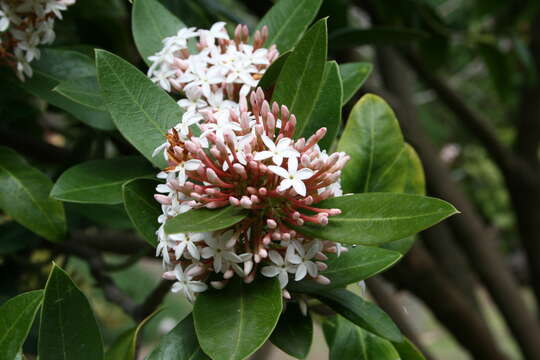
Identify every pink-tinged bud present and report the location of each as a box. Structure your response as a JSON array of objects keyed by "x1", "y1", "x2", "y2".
[
  {"x1": 226, "y1": 235, "x2": 237, "y2": 248},
  {"x1": 327, "y1": 208, "x2": 341, "y2": 215},
  {"x1": 295, "y1": 138, "x2": 305, "y2": 151},
  {"x1": 301, "y1": 154, "x2": 311, "y2": 167},
  {"x1": 250, "y1": 195, "x2": 260, "y2": 204},
  {"x1": 259, "y1": 187, "x2": 268, "y2": 196},
  {"x1": 247, "y1": 186, "x2": 257, "y2": 194},
  {"x1": 296, "y1": 219, "x2": 305, "y2": 226},
  {"x1": 262, "y1": 234, "x2": 271, "y2": 245},
  {"x1": 318, "y1": 214, "x2": 329, "y2": 225},
  {"x1": 316, "y1": 262, "x2": 328, "y2": 271},
  {"x1": 254, "y1": 254, "x2": 261, "y2": 263},
  {"x1": 315, "y1": 252, "x2": 328, "y2": 261},
  {"x1": 290, "y1": 230, "x2": 296, "y2": 237},
  {"x1": 154, "y1": 194, "x2": 171, "y2": 205},
  {"x1": 206, "y1": 200, "x2": 229, "y2": 208},
  {"x1": 229, "y1": 196, "x2": 240, "y2": 206},
  {"x1": 162, "y1": 271, "x2": 176, "y2": 280},
  {"x1": 187, "y1": 265, "x2": 204, "y2": 277},
  {"x1": 206, "y1": 168, "x2": 220, "y2": 184},
  {"x1": 244, "y1": 260, "x2": 254, "y2": 275},
  {"x1": 282, "y1": 289, "x2": 291, "y2": 300},
  {"x1": 259, "y1": 248, "x2": 268, "y2": 258},
  {"x1": 267, "y1": 219, "x2": 277, "y2": 229},
  {"x1": 232, "y1": 163, "x2": 247, "y2": 179},
  {"x1": 315, "y1": 275, "x2": 331, "y2": 285},
  {"x1": 259, "y1": 164, "x2": 268, "y2": 173},
  {"x1": 292, "y1": 211, "x2": 301, "y2": 220},
  {"x1": 240, "y1": 196, "x2": 252, "y2": 209},
  {"x1": 272, "y1": 232, "x2": 282, "y2": 240},
  {"x1": 244, "y1": 272, "x2": 255, "y2": 284},
  {"x1": 240, "y1": 95, "x2": 248, "y2": 113},
  {"x1": 282, "y1": 233, "x2": 291, "y2": 241},
  {"x1": 326, "y1": 246, "x2": 338, "y2": 254},
  {"x1": 223, "y1": 269, "x2": 234, "y2": 279},
  {"x1": 211, "y1": 281, "x2": 226, "y2": 289},
  {"x1": 267, "y1": 112, "x2": 276, "y2": 134},
  {"x1": 210, "y1": 147, "x2": 221, "y2": 159},
  {"x1": 190, "y1": 192, "x2": 202, "y2": 200},
  {"x1": 280, "y1": 104, "x2": 289, "y2": 120},
  {"x1": 184, "y1": 140, "x2": 198, "y2": 153}
]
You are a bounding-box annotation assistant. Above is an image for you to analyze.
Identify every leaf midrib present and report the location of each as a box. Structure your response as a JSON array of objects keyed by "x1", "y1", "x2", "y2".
[
  {"x1": 331, "y1": 210, "x2": 450, "y2": 223},
  {"x1": 263, "y1": 0, "x2": 308, "y2": 48},
  {"x1": 0, "y1": 294, "x2": 42, "y2": 350}
]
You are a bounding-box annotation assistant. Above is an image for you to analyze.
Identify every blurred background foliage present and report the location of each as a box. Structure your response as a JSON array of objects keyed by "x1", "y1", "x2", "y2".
[{"x1": 2, "y1": 0, "x2": 540, "y2": 359}]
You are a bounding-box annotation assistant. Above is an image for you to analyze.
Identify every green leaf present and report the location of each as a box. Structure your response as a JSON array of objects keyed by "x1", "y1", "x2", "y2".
[
  {"x1": 51, "y1": 157, "x2": 154, "y2": 204},
  {"x1": 392, "y1": 338, "x2": 426, "y2": 360},
  {"x1": 164, "y1": 206, "x2": 248, "y2": 235},
  {"x1": 146, "y1": 314, "x2": 209, "y2": 360},
  {"x1": 288, "y1": 245, "x2": 401, "y2": 292},
  {"x1": 67, "y1": 203, "x2": 134, "y2": 230},
  {"x1": 0, "y1": 147, "x2": 66, "y2": 242},
  {"x1": 123, "y1": 178, "x2": 161, "y2": 246},
  {"x1": 39, "y1": 264, "x2": 104, "y2": 360},
  {"x1": 338, "y1": 94, "x2": 406, "y2": 194},
  {"x1": 22, "y1": 49, "x2": 115, "y2": 131},
  {"x1": 0, "y1": 222, "x2": 40, "y2": 255},
  {"x1": 272, "y1": 19, "x2": 327, "y2": 138},
  {"x1": 256, "y1": 0, "x2": 323, "y2": 52},
  {"x1": 105, "y1": 309, "x2": 161, "y2": 360},
  {"x1": 339, "y1": 62, "x2": 372, "y2": 105},
  {"x1": 54, "y1": 76, "x2": 105, "y2": 110},
  {"x1": 0, "y1": 290, "x2": 43, "y2": 360},
  {"x1": 132, "y1": 0, "x2": 185, "y2": 65},
  {"x1": 258, "y1": 51, "x2": 291, "y2": 90},
  {"x1": 478, "y1": 43, "x2": 511, "y2": 100},
  {"x1": 296, "y1": 61, "x2": 342, "y2": 151},
  {"x1": 312, "y1": 288, "x2": 402, "y2": 343},
  {"x1": 194, "y1": 277, "x2": 282, "y2": 360},
  {"x1": 96, "y1": 49, "x2": 183, "y2": 168},
  {"x1": 329, "y1": 27, "x2": 428, "y2": 50},
  {"x1": 293, "y1": 193, "x2": 459, "y2": 245},
  {"x1": 270, "y1": 303, "x2": 312, "y2": 359},
  {"x1": 328, "y1": 316, "x2": 401, "y2": 360}
]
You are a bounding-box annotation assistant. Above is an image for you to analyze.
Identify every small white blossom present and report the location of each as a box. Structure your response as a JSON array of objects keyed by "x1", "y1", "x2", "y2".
[
  {"x1": 254, "y1": 135, "x2": 299, "y2": 166},
  {"x1": 171, "y1": 264, "x2": 208, "y2": 302},
  {"x1": 269, "y1": 157, "x2": 314, "y2": 196}
]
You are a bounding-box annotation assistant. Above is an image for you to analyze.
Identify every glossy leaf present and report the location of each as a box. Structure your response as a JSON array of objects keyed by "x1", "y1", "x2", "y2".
[
  {"x1": 288, "y1": 245, "x2": 401, "y2": 292},
  {"x1": 22, "y1": 49, "x2": 114, "y2": 130},
  {"x1": 132, "y1": 0, "x2": 185, "y2": 65},
  {"x1": 123, "y1": 178, "x2": 161, "y2": 246},
  {"x1": 273, "y1": 19, "x2": 327, "y2": 138},
  {"x1": 328, "y1": 316, "x2": 401, "y2": 360},
  {"x1": 339, "y1": 62, "x2": 372, "y2": 105},
  {"x1": 312, "y1": 288, "x2": 402, "y2": 343},
  {"x1": 51, "y1": 157, "x2": 154, "y2": 204},
  {"x1": 258, "y1": 51, "x2": 291, "y2": 90},
  {"x1": 338, "y1": 94, "x2": 406, "y2": 194},
  {"x1": 194, "y1": 277, "x2": 282, "y2": 360},
  {"x1": 296, "y1": 61, "x2": 342, "y2": 150},
  {"x1": 39, "y1": 264, "x2": 104, "y2": 360},
  {"x1": 96, "y1": 49, "x2": 183, "y2": 168},
  {"x1": 293, "y1": 193, "x2": 459, "y2": 245},
  {"x1": 54, "y1": 76, "x2": 105, "y2": 110},
  {"x1": 256, "y1": 0, "x2": 323, "y2": 52},
  {"x1": 67, "y1": 203, "x2": 134, "y2": 229},
  {"x1": 105, "y1": 309, "x2": 161, "y2": 360},
  {"x1": 270, "y1": 303, "x2": 312, "y2": 359},
  {"x1": 164, "y1": 206, "x2": 248, "y2": 234},
  {"x1": 329, "y1": 27, "x2": 428, "y2": 50},
  {"x1": 0, "y1": 147, "x2": 66, "y2": 242},
  {"x1": 0, "y1": 290, "x2": 43, "y2": 360},
  {"x1": 146, "y1": 314, "x2": 209, "y2": 360},
  {"x1": 393, "y1": 338, "x2": 426, "y2": 360}
]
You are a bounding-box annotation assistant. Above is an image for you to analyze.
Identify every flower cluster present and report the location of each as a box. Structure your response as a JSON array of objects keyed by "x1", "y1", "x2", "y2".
[
  {"x1": 151, "y1": 23, "x2": 349, "y2": 302},
  {"x1": 0, "y1": 0, "x2": 75, "y2": 80}
]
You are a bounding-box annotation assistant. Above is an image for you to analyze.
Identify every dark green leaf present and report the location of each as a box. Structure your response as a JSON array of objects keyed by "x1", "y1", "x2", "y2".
[
  {"x1": 0, "y1": 146, "x2": 66, "y2": 242},
  {"x1": 329, "y1": 27, "x2": 428, "y2": 50},
  {"x1": 51, "y1": 157, "x2": 154, "y2": 204},
  {"x1": 328, "y1": 316, "x2": 400, "y2": 360},
  {"x1": 22, "y1": 49, "x2": 114, "y2": 131},
  {"x1": 123, "y1": 178, "x2": 161, "y2": 246},
  {"x1": 0, "y1": 222, "x2": 40, "y2": 255},
  {"x1": 288, "y1": 245, "x2": 401, "y2": 291},
  {"x1": 338, "y1": 94, "x2": 406, "y2": 194},
  {"x1": 67, "y1": 203, "x2": 134, "y2": 229},
  {"x1": 132, "y1": 0, "x2": 185, "y2": 65},
  {"x1": 54, "y1": 76, "x2": 105, "y2": 110},
  {"x1": 273, "y1": 19, "x2": 327, "y2": 138},
  {"x1": 392, "y1": 338, "x2": 426, "y2": 360},
  {"x1": 96, "y1": 49, "x2": 183, "y2": 168},
  {"x1": 312, "y1": 288, "x2": 402, "y2": 342},
  {"x1": 258, "y1": 51, "x2": 291, "y2": 90},
  {"x1": 339, "y1": 62, "x2": 372, "y2": 105},
  {"x1": 293, "y1": 193, "x2": 459, "y2": 245},
  {"x1": 164, "y1": 206, "x2": 248, "y2": 234},
  {"x1": 256, "y1": 0, "x2": 323, "y2": 52},
  {"x1": 296, "y1": 61, "x2": 342, "y2": 150},
  {"x1": 194, "y1": 277, "x2": 282, "y2": 360},
  {"x1": 270, "y1": 303, "x2": 312, "y2": 359},
  {"x1": 105, "y1": 309, "x2": 161, "y2": 360},
  {"x1": 146, "y1": 314, "x2": 209, "y2": 360},
  {"x1": 0, "y1": 290, "x2": 43, "y2": 360},
  {"x1": 39, "y1": 264, "x2": 104, "y2": 360}
]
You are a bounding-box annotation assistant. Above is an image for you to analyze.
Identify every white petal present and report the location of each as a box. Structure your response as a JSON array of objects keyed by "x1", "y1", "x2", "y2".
[
  {"x1": 306, "y1": 261, "x2": 318, "y2": 278},
  {"x1": 288, "y1": 157, "x2": 298, "y2": 173},
  {"x1": 268, "y1": 165, "x2": 289, "y2": 179},
  {"x1": 272, "y1": 154, "x2": 283, "y2": 166},
  {"x1": 261, "y1": 266, "x2": 280, "y2": 278},
  {"x1": 254, "y1": 151, "x2": 273, "y2": 161},
  {"x1": 261, "y1": 134, "x2": 276, "y2": 151},
  {"x1": 278, "y1": 179, "x2": 294, "y2": 192},
  {"x1": 292, "y1": 179, "x2": 307, "y2": 196},
  {"x1": 295, "y1": 263, "x2": 307, "y2": 281},
  {"x1": 278, "y1": 271, "x2": 289, "y2": 288},
  {"x1": 171, "y1": 282, "x2": 183, "y2": 293},
  {"x1": 268, "y1": 250, "x2": 284, "y2": 266},
  {"x1": 296, "y1": 168, "x2": 314, "y2": 180},
  {"x1": 185, "y1": 159, "x2": 202, "y2": 171},
  {"x1": 189, "y1": 281, "x2": 208, "y2": 293}
]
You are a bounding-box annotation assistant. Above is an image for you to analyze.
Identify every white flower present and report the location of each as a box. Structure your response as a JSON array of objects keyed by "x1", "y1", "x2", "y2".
[
  {"x1": 201, "y1": 233, "x2": 243, "y2": 273},
  {"x1": 177, "y1": 86, "x2": 207, "y2": 112},
  {"x1": 269, "y1": 157, "x2": 314, "y2": 196},
  {"x1": 169, "y1": 232, "x2": 206, "y2": 260},
  {"x1": 287, "y1": 240, "x2": 322, "y2": 281},
  {"x1": 261, "y1": 250, "x2": 296, "y2": 288},
  {"x1": 168, "y1": 159, "x2": 202, "y2": 185},
  {"x1": 171, "y1": 264, "x2": 208, "y2": 302},
  {"x1": 254, "y1": 135, "x2": 299, "y2": 166},
  {"x1": 180, "y1": 62, "x2": 225, "y2": 98},
  {"x1": 150, "y1": 67, "x2": 176, "y2": 92},
  {"x1": 0, "y1": 10, "x2": 10, "y2": 32},
  {"x1": 199, "y1": 21, "x2": 229, "y2": 45}
]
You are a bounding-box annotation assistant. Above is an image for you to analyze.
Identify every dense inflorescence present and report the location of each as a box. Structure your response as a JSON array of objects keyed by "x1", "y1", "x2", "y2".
[
  {"x1": 150, "y1": 23, "x2": 350, "y2": 302},
  {"x1": 0, "y1": 0, "x2": 75, "y2": 80}
]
